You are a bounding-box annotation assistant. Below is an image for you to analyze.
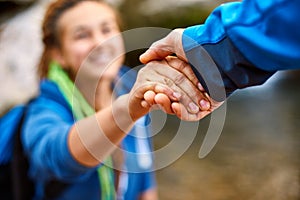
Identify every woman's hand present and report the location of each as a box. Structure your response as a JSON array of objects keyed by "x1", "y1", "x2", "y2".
[{"x1": 128, "y1": 58, "x2": 212, "y2": 121}]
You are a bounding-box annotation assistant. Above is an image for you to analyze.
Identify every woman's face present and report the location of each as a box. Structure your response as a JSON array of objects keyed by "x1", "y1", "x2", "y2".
[{"x1": 55, "y1": 1, "x2": 124, "y2": 81}]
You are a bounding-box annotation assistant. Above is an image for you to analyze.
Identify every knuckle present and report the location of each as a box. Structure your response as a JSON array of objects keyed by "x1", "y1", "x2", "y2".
[
  {"x1": 164, "y1": 78, "x2": 174, "y2": 87},
  {"x1": 139, "y1": 67, "x2": 147, "y2": 73},
  {"x1": 177, "y1": 60, "x2": 186, "y2": 71},
  {"x1": 174, "y1": 73, "x2": 186, "y2": 85},
  {"x1": 146, "y1": 61, "x2": 159, "y2": 69}
]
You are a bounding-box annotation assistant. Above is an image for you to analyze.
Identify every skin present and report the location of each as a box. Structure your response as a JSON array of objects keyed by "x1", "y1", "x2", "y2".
[
  {"x1": 140, "y1": 29, "x2": 187, "y2": 65},
  {"x1": 140, "y1": 28, "x2": 224, "y2": 116},
  {"x1": 139, "y1": 56, "x2": 213, "y2": 120},
  {"x1": 52, "y1": 2, "x2": 158, "y2": 199},
  {"x1": 50, "y1": 1, "x2": 210, "y2": 199}
]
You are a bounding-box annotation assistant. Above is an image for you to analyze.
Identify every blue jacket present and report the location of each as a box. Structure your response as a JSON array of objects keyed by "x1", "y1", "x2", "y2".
[
  {"x1": 183, "y1": 0, "x2": 300, "y2": 101},
  {"x1": 22, "y1": 66, "x2": 156, "y2": 200}
]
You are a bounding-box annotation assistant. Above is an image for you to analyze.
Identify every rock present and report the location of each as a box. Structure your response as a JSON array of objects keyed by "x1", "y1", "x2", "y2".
[{"x1": 0, "y1": 1, "x2": 48, "y2": 114}]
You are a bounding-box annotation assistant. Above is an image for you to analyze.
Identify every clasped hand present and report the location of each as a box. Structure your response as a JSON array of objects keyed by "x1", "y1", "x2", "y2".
[
  {"x1": 129, "y1": 56, "x2": 222, "y2": 122},
  {"x1": 131, "y1": 29, "x2": 223, "y2": 121}
]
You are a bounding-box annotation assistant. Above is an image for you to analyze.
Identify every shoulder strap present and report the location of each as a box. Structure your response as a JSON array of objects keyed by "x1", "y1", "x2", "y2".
[
  {"x1": 10, "y1": 103, "x2": 70, "y2": 200},
  {"x1": 0, "y1": 163, "x2": 13, "y2": 199},
  {"x1": 10, "y1": 105, "x2": 34, "y2": 200}
]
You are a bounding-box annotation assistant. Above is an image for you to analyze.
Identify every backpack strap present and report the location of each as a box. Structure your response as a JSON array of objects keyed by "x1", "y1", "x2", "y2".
[
  {"x1": 44, "y1": 180, "x2": 70, "y2": 199},
  {"x1": 0, "y1": 163, "x2": 13, "y2": 200},
  {"x1": 10, "y1": 104, "x2": 70, "y2": 200},
  {"x1": 10, "y1": 105, "x2": 34, "y2": 200}
]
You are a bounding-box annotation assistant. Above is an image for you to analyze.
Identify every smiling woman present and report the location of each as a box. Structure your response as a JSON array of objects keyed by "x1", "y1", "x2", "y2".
[
  {"x1": 22, "y1": 1, "x2": 159, "y2": 199},
  {"x1": 17, "y1": 0, "x2": 211, "y2": 199}
]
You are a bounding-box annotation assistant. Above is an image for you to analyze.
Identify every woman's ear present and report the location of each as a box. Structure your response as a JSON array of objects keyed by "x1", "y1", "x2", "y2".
[{"x1": 51, "y1": 47, "x2": 66, "y2": 67}]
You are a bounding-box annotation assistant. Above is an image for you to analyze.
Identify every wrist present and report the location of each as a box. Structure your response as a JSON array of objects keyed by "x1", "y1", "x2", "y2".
[
  {"x1": 173, "y1": 28, "x2": 187, "y2": 62},
  {"x1": 112, "y1": 95, "x2": 136, "y2": 132},
  {"x1": 68, "y1": 95, "x2": 138, "y2": 167}
]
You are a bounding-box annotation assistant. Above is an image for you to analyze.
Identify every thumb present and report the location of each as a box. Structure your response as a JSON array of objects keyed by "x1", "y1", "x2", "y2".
[
  {"x1": 139, "y1": 28, "x2": 186, "y2": 64},
  {"x1": 139, "y1": 46, "x2": 173, "y2": 64},
  {"x1": 139, "y1": 40, "x2": 174, "y2": 64}
]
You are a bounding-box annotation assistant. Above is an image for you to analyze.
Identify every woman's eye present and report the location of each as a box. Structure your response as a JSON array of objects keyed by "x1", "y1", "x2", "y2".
[
  {"x1": 102, "y1": 27, "x2": 112, "y2": 34},
  {"x1": 75, "y1": 32, "x2": 90, "y2": 39}
]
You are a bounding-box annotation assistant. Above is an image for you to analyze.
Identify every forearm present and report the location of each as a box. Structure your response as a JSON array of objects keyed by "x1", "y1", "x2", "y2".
[
  {"x1": 183, "y1": 0, "x2": 300, "y2": 100},
  {"x1": 184, "y1": 37, "x2": 275, "y2": 101},
  {"x1": 68, "y1": 95, "x2": 135, "y2": 167}
]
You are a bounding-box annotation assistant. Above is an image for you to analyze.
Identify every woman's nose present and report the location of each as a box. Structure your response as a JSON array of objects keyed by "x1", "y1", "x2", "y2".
[{"x1": 93, "y1": 33, "x2": 107, "y2": 46}]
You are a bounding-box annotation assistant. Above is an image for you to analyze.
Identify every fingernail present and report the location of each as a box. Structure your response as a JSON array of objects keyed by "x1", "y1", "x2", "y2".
[
  {"x1": 189, "y1": 102, "x2": 199, "y2": 113},
  {"x1": 173, "y1": 92, "x2": 181, "y2": 99},
  {"x1": 198, "y1": 83, "x2": 205, "y2": 91},
  {"x1": 200, "y1": 99, "x2": 210, "y2": 110}
]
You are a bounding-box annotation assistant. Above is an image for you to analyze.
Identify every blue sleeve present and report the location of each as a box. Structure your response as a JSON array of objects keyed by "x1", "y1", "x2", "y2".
[
  {"x1": 182, "y1": 0, "x2": 300, "y2": 100},
  {"x1": 22, "y1": 96, "x2": 96, "y2": 183}
]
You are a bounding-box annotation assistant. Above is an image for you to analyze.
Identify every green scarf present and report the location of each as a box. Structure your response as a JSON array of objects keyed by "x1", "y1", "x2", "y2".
[{"x1": 48, "y1": 61, "x2": 116, "y2": 200}]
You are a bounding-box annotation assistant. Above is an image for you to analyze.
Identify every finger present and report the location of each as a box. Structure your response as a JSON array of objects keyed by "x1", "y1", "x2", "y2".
[
  {"x1": 197, "y1": 83, "x2": 205, "y2": 92},
  {"x1": 144, "y1": 90, "x2": 156, "y2": 106},
  {"x1": 154, "y1": 93, "x2": 174, "y2": 114},
  {"x1": 141, "y1": 80, "x2": 200, "y2": 114},
  {"x1": 165, "y1": 56, "x2": 199, "y2": 87},
  {"x1": 140, "y1": 29, "x2": 185, "y2": 64},
  {"x1": 165, "y1": 56, "x2": 208, "y2": 94},
  {"x1": 171, "y1": 102, "x2": 198, "y2": 120},
  {"x1": 171, "y1": 102, "x2": 182, "y2": 119},
  {"x1": 147, "y1": 83, "x2": 179, "y2": 102},
  {"x1": 153, "y1": 83, "x2": 200, "y2": 114},
  {"x1": 208, "y1": 97, "x2": 224, "y2": 112},
  {"x1": 141, "y1": 100, "x2": 151, "y2": 108},
  {"x1": 172, "y1": 102, "x2": 193, "y2": 121},
  {"x1": 132, "y1": 80, "x2": 176, "y2": 103},
  {"x1": 139, "y1": 42, "x2": 173, "y2": 64},
  {"x1": 143, "y1": 91, "x2": 175, "y2": 114},
  {"x1": 141, "y1": 63, "x2": 202, "y2": 113},
  {"x1": 136, "y1": 61, "x2": 207, "y2": 113},
  {"x1": 136, "y1": 65, "x2": 181, "y2": 101},
  {"x1": 153, "y1": 69, "x2": 210, "y2": 112},
  {"x1": 171, "y1": 102, "x2": 212, "y2": 121},
  {"x1": 163, "y1": 57, "x2": 211, "y2": 111}
]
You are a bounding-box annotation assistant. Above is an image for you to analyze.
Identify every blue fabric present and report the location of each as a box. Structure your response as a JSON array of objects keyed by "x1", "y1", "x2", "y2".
[
  {"x1": 0, "y1": 105, "x2": 25, "y2": 164},
  {"x1": 22, "y1": 66, "x2": 156, "y2": 200},
  {"x1": 182, "y1": 0, "x2": 300, "y2": 99}
]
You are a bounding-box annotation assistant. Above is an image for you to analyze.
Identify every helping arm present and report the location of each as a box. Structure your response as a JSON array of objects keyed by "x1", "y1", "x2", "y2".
[{"x1": 141, "y1": 0, "x2": 300, "y2": 101}]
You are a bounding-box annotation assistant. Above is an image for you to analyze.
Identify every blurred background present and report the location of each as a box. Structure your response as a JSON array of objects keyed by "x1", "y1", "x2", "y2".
[{"x1": 0, "y1": 0, "x2": 299, "y2": 199}]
